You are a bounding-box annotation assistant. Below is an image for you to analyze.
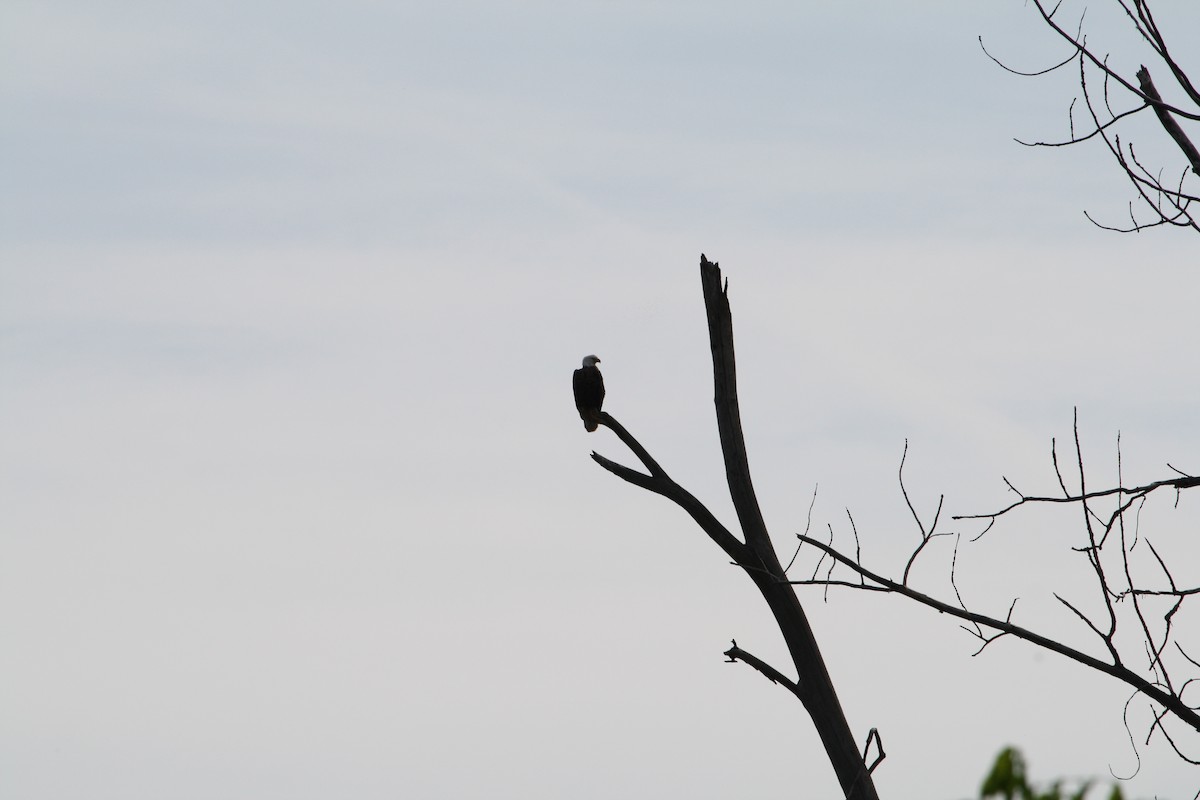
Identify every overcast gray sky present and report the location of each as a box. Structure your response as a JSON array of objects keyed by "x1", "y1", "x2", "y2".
[{"x1": 3, "y1": 1, "x2": 1200, "y2": 798}]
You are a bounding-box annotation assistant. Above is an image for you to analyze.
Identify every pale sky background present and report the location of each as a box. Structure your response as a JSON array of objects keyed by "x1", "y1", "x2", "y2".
[{"x1": 3, "y1": 1, "x2": 1200, "y2": 798}]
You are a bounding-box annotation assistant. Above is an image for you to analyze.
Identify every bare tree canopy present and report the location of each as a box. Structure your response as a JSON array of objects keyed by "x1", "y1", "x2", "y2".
[
  {"x1": 987, "y1": 0, "x2": 1200, "y2": 232},
  {"x1": 789, "y1": 416, "x2": 1200, "y2": 767}
]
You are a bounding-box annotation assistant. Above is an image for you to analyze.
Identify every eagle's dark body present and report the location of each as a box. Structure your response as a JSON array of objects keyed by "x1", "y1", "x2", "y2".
[{"x1": 573, "y1": 356, "x2": 605, "y2": 432}]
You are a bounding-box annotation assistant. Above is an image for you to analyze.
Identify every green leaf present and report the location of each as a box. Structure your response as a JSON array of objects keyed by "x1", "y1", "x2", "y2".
[
  {"x1": 981, "y1": 747, "x2": 1031, "y2": 800},
  {"x1": 1066, "y1": 780, "x2": 1092, "y2": 800}
]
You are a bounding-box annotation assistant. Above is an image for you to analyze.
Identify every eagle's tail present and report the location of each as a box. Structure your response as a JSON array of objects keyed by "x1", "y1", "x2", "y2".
[{"x1": 584, "y1": 417, "x2": 599, "y2": 432}]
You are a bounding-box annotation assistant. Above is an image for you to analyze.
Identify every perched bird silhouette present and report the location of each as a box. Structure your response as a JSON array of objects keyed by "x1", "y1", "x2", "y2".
[{"x1": 572, "y1": 354, "x2": 605, "y2": 432}]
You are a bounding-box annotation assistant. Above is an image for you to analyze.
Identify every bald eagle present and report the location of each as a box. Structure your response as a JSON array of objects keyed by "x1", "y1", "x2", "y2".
[{"x1": 573, "y1": 355, "x2": 605, "y2": 432}]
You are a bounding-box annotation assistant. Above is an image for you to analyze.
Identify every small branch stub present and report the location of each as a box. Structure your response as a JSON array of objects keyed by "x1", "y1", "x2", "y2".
[{"x1": 724, "y1": 639, "x2": 803, "y2": 700}]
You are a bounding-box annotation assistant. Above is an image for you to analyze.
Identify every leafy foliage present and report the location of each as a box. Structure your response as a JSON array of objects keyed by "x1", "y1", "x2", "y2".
[{"x1": 980, "y1": 747, "x2": 1125, "y2": 800}]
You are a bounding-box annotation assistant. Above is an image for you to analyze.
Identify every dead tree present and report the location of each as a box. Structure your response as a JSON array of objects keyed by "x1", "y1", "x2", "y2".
[
  {"x1": 588, "y1": 255, "x2": 882, "y2": 800},
  {"x1": 787, "y1": 415, "x2": 1200, "y2": 766},
  {"x1": 985, "y1": 0, "x2": 1200, "y2": 232}
]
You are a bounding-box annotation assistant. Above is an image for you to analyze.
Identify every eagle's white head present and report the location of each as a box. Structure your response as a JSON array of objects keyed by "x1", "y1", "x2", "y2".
[{"x1": 582, "y1": 354, "x2": 601, "y2": 368}]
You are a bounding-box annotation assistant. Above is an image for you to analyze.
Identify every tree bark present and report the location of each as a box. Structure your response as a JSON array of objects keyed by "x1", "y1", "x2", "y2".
[{"x1": 699, "y1": 255, "x2": 879, "y2": 800}]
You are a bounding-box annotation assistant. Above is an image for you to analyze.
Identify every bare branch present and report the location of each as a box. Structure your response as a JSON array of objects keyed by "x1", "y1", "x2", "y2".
[
  {"x1": 1131, "y1": 586, "x2": 1200, "y2": 599},
  {"x1": 596, "y1": 412, "x2": 666, "y2": 478},
  {"x1": 1054, "y1": 592, "x2": 1118, "y2": 660},
  {"x1": 999, "y1": 0, "x2": 1200, "y2": 232},
  {"x1": 1137, "y1": 65, "x2": 1200, "y2": 176},
  {"x1": 1134, "y1": 1, "x2": 1200, "y2": 106},
  {"x1": 790, "y1": 533, "x2": 1200, "y2": 732},
  {"x1": 783, "y1": 485, "x2": 819, "y2": 575},
  {"x1": 1015, "y1": 102, "x2": 1147, "y2": 148},
  {"x1": 1113, "y1": 691, "x2": 1144, "y2": 781},
  {"x1": 978, "y1": 34, "x2": 1077, "y2": 77},
  {"x1": 1029, "y1": 0, "x2": 1200, "y2": 121},
  {"x1": 952, "y1": 473, "x2": 1200, "y2": 522},
  {"x1": 898, "y1": 440, "x2": 949, "y2": 585},
  {"x1": 724, "y1": 640, "x2": 802, "y2": 700},
  {"x1": 591, "y1": 413, "x2": 748, "y2": 564},
  {"x1": 1179, "y1": 644, "x2": 1200, "y2": 671},
  {"x1": 861, "y1": 728, "x2": 885, "y2": 775}
]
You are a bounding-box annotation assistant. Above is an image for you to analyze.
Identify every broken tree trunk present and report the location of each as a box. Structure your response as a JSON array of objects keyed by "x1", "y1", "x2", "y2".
[{"x1": 589, "y1": 255, "x2": 880, "y2": 799}]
